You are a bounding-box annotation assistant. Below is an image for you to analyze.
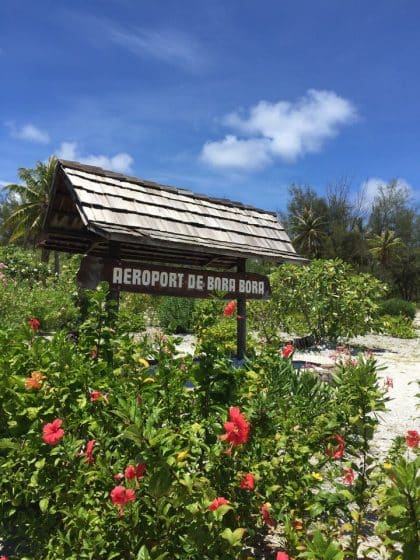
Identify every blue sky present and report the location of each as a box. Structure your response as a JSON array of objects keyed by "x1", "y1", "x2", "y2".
[{"x1": 1, "y1": 0, "x2": 419, "y2": 211}]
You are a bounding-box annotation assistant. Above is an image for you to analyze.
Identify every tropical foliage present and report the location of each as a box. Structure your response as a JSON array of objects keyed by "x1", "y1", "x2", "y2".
[
  {"x1": 0, "y1": 287, "x2": 418, "y2": 559},
  {"x1": 1, "y1": 157, "x2": 57, "y2": 246},
  {"x1": 280, "y1": 180, "x2": 419, "y2": 301},
  {"x1": 250, "y1": 259, "x2": 386, "y2": 343}
]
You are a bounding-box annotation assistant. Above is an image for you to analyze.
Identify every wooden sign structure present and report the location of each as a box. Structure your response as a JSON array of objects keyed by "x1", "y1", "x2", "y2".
[
  {"x1": 43, "y1": 161, "x2": 305, "y2": 360},
  {"x1": 77, "y1": 256, "x2": 270, "y2": 359}
]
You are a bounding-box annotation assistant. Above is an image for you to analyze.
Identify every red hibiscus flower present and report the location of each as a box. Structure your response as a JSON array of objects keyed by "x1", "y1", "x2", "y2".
[
  {"x1": 240, "y1": 473, "x2": 255, "y2": 490},
  {"x1": 221, "y1": 407, "x2": 250, "y2": 448},
  {"x1": 84, "y1": 439, "x2": 96, "y2": 465},
  {"x1": 342, "y1": 467, "x2": 355, "y2": 485},
  {"x1": 90, "y1": 390, "x2": 103, "y2": 401},
  {"x1": 28, "y1": 318, "x2": 40, "y2": 331},
  {"x1": 208, "y1": 497, "x2": 230, "y2": 511},
  {"x1": 25, "y1": 370, "x2": 46, "y2": 390},
  {"x1": 0, "y1": 555, "x2": 10, "y2": 560},
  {"x1": 110, "y1": 485, "x2": 136, "y2": 506},
  {"x1": 326, "y1": 434, "x2": 345, "y2": 460},
  {"x1": 276, "y1": 553, "x2": 289, "y2": 560},
  {"x1": 281, "y1": 344, "x2": 294, "y2": 358},
  {"x1": 406, "y1": 430, "x2": 419, "y2": 448},
  {"x1": 125, "y1": 462, "x2": 146, "y2": 480},
  {"x1": 42, "y1": 419, "x2": 64, "y2": 445},
  {"x1": 260, "y1": 503, "x2": 275, "y2": 527},
  {"x1": 223, "y1": 300, "x2": 236, "y2": 317}
]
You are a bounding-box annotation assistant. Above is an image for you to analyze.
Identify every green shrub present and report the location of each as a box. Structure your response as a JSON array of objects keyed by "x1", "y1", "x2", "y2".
[
  {"x1": 250, "y1": 259, "x2": 387, "y2": 343},
  {"x1": 0, "y1": 276, "x2": 79, "y2": 331},
  {"x1": 157, "y1": 296, "x2": 196, "y2": 333},
  {"x1": 0, "y1": 281, "x2": 413, "y2": 559},
  {"x1": 379, "y1": 297, "x2": 416, "y2": 320},
  {"x1": 118, "y1": 292, "x2": 152, "y2": 332},
  {"x1": 0, "y1": 245, "x2": 53, "y2": 283},
  {"x1": 377, "y1": 314, "x2": 417, "y2": 338}
]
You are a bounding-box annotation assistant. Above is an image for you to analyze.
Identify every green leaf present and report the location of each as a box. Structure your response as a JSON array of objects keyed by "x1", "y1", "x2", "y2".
[
  {"x1": 0, "y1": 438, "x2": 18, "y2": 449},
  {"x1": 220, "y1": 527, "x2": 246, "y2": 547},
  {"x1": 39, "y1": 497, "x2": 49, "y2": 513},
  {"x1": 136, "y1": 545, "x2": 152, "y2": 560},
  {"x1": 122, "y1": 425, "x2": 143, "y2": 448},
  {"x1": 35, "y1": 458, "x2": 46, "y2": 470},
  {"x1": 211, "y1": 504, "x2": 232, "y2": 521}
]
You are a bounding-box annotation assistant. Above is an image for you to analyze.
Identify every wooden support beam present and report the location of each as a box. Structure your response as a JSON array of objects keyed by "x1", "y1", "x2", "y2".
[
  {"x1": 236, "y1": 258, "x2": 247, "y2": 360},
  {"x1": 106, "y1": 241, "x2": 120, "y2": 321}
]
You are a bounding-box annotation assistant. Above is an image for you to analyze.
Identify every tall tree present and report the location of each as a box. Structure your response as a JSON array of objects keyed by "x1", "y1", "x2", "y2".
[
  {"x1": 368, "y1": 180, "x2": 419, "y2": 299},
  {"x1": 290, "y1": 206, "x2": 327, "y2": 258},
  {"x1": 1, "y1": 157, "x2": 59, "y2": 271},
  {"x1": 2, "y1": 157, "x2": 57, "y2": 246},
  {"x1": 368, "y1": 180, "x2": 418, "y2": 245},
  {"x1": 368, "y1": 229, "x2": 404, "y2": 269}
]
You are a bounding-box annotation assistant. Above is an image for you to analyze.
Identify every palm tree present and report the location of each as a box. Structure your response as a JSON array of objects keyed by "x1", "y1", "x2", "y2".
[
  {"x1": 2, "y1": 156, "x2": 57, "y2": 246},
  {"x1": 290, "y1": 206, "x2": 327, "y2": 258},
  {"x1": 368, "y1": 229, "x2": 404, "y2": 269}
]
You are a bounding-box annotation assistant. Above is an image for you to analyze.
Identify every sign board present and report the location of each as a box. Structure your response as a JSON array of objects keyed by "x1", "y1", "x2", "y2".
[{"x1": 77, "y1": 257, "x2": 270, "y2": 299}]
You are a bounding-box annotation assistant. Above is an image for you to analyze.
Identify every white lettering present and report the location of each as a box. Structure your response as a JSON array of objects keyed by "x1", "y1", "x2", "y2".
[
  {"x1": 123, "y1": 268, "x2": 132, "y2": 284},
  {"x1": 169, "y1": 272, "x2": 177, "y2": 288},
  {"x1": 188, "y1": 274, "x2": 196, "y2": 289},
  {"x1": 221, "y1": 278, "x2": 229, "y2": 291},
  {"x1": 239, "y1": 279, "x2": 245, "y2": 292},
  {"x1": 252, "y1": 281, "x2": 258, "y2": 294},
  {"x1": 132, "y1": 269, "x2": 141, "y2": 285},
  {"x1": 177, "y1": 273, "x2": 185, "y2": 288},
  {"x1": 142, "y1": 270, "x2": 150, "y2": 286},
  {"x1": 160, "y1": 272, "x2": 168, "y2": 287},
  {"x1": 259, "y1": 281, "x2": 264, "y2": 295},
  {"x1": 229, "y1": 278, "x2": 236, "y2": 292},
  {"x1": 113, "y1": 267, "x2": 123, "y2": 284},
  {"x1": 151, "y1": 270, "x2": 160, "y2": 287},
  {"x1": 207, "y1": 276, "x2": 214, "y2": 290},
  {"x1": 196, "y1": 275, "x2": 204, "y2": 290}
]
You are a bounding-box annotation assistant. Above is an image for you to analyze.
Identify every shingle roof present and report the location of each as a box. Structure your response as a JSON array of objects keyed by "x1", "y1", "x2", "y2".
[{"x1": 41, "y1": 160, "x2": 305, "y2": 268}]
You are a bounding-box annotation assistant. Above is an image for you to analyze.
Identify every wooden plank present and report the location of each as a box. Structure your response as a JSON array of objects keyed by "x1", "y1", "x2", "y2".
[
  {"x1": 236, "y1": 259, "x2": 247, "y2": 360},
  {"x1": 74, "y1": 186, "x2": 285, "y2": 238},
  {"x1": 64, "y1": 165, "x2": 278, "y2": 218},
  {"x1": 66, "y1": 170, "x2": 281, "y2": 226}
]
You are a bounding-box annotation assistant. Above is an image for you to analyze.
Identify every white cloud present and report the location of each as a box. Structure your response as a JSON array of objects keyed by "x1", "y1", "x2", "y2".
[
  {"x1": 102, "y1": 23, "x2": 204, "y2": 72},
  {"x1": 57, "y1": 141, "x2": 78, "y2": 160},
  {"x1": 6, "y1": 122, "x2": 50, "y2": 144},
  {"x1": 201, "y1": 135, "x2": 271, "y2": 171},
  {"x1": 201, "y1": 89, "x2": 357, "y2": 170},
  {"x1": 56, "y1": 142, "x2": 134, "y2": 174}
]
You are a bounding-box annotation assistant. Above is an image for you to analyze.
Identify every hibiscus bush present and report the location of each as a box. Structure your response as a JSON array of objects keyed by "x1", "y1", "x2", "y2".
[{"x1": 0, "y1": 287, "x2": 418, "y2": 559}]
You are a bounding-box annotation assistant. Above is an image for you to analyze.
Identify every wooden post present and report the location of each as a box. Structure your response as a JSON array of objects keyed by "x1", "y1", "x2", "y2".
[
  {"x1": 106, "y1": 241, "x2": 120, "y2": 320},
  {"x1": 236, "y1": 258, "x2": 247, "y2": 360}
]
